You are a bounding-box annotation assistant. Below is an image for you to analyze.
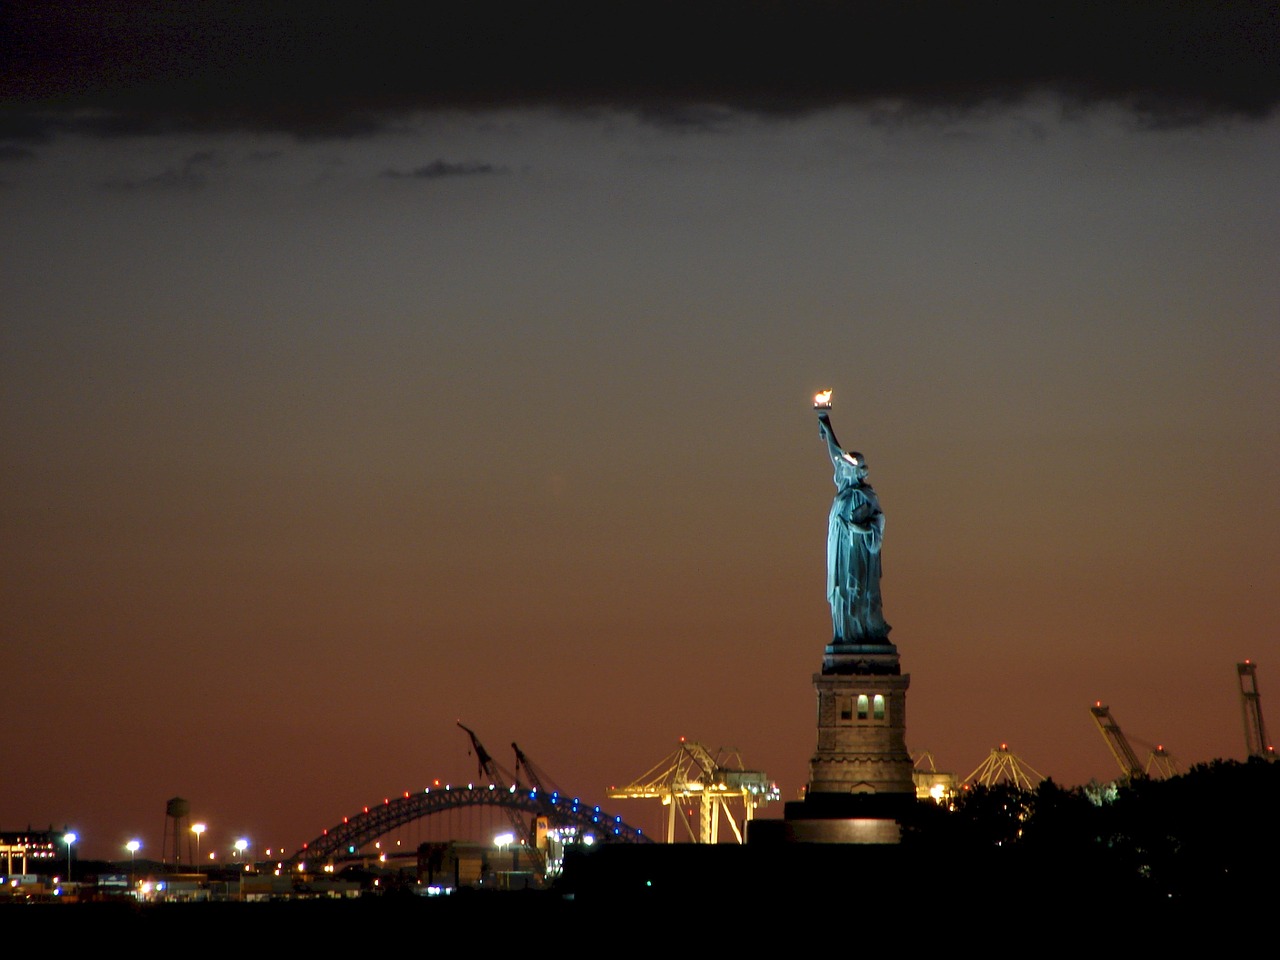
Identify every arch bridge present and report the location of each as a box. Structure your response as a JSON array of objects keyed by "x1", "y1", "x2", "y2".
[{"x1": 287, "y1": 782, "x2": 649, "y2": 870}]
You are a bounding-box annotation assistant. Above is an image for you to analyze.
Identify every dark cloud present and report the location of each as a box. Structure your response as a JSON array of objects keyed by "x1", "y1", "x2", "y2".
[
  {"x1": 380, "y1": 160, "x2": 505, "y2": 179},
  {"x1": 636, "y1": 104, "x2": 740, "y2": 133},
  {"x1": 3, "y1": 1, "x2": 1276, "y2": 141},
  {"x1": 98, "y1": 149, "x2": 227, "y2": 191}
]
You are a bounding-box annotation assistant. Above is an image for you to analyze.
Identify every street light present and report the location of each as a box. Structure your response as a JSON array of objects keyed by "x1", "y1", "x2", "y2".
[
  {"x1": 191, "y1": 823, "x2": 206, "y2": 871},
  {"x1": 126, "y1": 840, "x2": 141, "y2": 887},
  {"x1": 63, "y1": 832, "x2": 77, "y2": 883},
  {"x1": 234, "y1": 838, "x2": 248, "y2": 867}
]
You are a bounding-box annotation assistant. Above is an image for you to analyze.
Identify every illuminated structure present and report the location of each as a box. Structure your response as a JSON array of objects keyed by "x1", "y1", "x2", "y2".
[
  {"x1": 0, "y1": 830, "x2": 60, "y2": 876},
  {"x1": 963, "y1": 744, "x2": 1045, "y2": 790},
  {"x1": 816, "y1": 393, "x2": 890, "y2": 645},
  {"x1": 287, "y1": 728, "x2": 649, "y2": 879},
  {"x1": 607, "y1": 739, "x2": 778, "y2": 843},
  {"x1": 912, "y1": 751, "x2": 957, "y2": 803},
  {"x1": 755, "y1": 392, "x2": 916, "y2": 844}
]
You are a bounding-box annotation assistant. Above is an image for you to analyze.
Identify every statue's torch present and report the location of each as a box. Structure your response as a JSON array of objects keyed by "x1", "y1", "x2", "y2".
[{"x1": 814, "y1": 389, "x2": 835, "y2": 442}]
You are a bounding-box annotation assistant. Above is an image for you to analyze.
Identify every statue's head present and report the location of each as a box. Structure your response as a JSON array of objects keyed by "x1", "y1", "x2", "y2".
[{"x1": 838, "y1": 451, "x2": 868, "y2": 481}]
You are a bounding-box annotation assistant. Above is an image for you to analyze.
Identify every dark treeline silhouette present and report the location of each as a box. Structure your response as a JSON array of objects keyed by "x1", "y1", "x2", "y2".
[{"x1": 902, "y1": 757, "x2": 1280, "y2": 907}]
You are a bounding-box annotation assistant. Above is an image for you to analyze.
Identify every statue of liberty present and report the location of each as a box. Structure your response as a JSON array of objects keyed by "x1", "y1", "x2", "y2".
[{"x1": 814, "y1": 392, "x2": 890, "y2": 644}]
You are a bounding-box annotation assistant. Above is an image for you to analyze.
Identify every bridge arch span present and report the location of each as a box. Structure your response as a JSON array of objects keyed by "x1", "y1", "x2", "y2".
[{"x1": 288, "y1": 783, "x2": 649, "y2": 867}]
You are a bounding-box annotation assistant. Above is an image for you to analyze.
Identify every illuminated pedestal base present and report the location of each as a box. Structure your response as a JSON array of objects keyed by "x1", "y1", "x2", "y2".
[
  {"x1": 807, "y1": 645, "x2": 913, "y2": 796},
  {"x1": 756, "y1": 643, "x2": 914, "y2": 845},
  {"x1": 754, "y1": 813, "x2": 903, "y2": 844}
]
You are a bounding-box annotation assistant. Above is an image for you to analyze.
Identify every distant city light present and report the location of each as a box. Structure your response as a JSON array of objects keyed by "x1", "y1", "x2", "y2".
[
  {"x1": 63, "y1": 832, "x2": 76, "y2": 880},
  {"x1": 191, "y1": 823, "x2": 207, "y2": 868}
]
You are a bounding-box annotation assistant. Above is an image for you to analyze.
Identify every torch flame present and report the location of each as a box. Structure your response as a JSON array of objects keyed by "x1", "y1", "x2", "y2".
[{"x1": 813, "y1": 389, "x2": 833, "y2": 408}]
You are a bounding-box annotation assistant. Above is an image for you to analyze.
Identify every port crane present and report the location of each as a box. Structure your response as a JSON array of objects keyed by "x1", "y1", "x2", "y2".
[
  {"x1": 457, "y1": 722, "x2": 547, "y2": 875},
  {"x1": 1237, "y1": 661, "x2": 1275, "y2": 760},
  {"x1": 963, "y1": 744, "x2": 1045, "y2": 790},
  {"x1": 1090, "y1": 702, "x2": 1181, "y2": 780},
  {"x1": 607, "y1": 739, "x2": 777, "y2": 843},
  {"x1": 1090, "y1": 703, "x2": 1144, "y2": 781},
  {"x1": 1145, "y1": 745, "x2": 1180, "y2": 778},
  {"x1": 911, "y1": 750, "x2": 957, "y2": 802}
]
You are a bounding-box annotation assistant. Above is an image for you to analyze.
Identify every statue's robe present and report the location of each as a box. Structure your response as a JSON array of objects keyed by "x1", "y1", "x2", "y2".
[{"x1": 827, "y1": 476, "x2": 890, "y2": 643}]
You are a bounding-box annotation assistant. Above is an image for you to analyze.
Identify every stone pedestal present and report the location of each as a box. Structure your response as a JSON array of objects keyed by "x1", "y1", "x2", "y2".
[
  {"x1": 772, "y1": 643, "x2": 915, "y2": 844},
  {"x1": 807, "y1": 644, "x2": 913, "y2": 796}
]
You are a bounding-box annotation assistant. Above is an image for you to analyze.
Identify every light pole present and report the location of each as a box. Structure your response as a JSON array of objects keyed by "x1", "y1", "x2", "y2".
[
  {"x1": 191, "y1": 823, "x2": 206, "y2": 871},
  {"x1": 233, "y1": 838, "x2": 249, "y2": 900},
  {"x1": 126, "y1": 840, "x2": 141, "y2": 888},
  {"x1": 63, "y1": 832, "x2": 77, "y2": 883}
]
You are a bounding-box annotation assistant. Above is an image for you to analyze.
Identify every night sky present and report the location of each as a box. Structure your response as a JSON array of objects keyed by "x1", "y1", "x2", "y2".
[{"x1": 3, "y1": 2, "x2": 1278, "y2": 860}]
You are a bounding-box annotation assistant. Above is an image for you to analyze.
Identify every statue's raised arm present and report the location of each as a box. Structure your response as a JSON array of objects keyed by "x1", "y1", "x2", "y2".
[{"x1": 817, "y1": 410, "x2": 845, "y2": 469}]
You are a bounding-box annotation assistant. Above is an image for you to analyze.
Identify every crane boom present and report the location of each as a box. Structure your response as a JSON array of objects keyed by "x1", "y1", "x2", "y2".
[
  {"x1": 1090, "y1": 703, "x2": 1144, "y2": 780},
  {"x1": 458, "y1": 722, "x2": 505, "y2": 781},
  {"x1": 512, "y1": 742, "x2": 562, "y2": 796}
]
